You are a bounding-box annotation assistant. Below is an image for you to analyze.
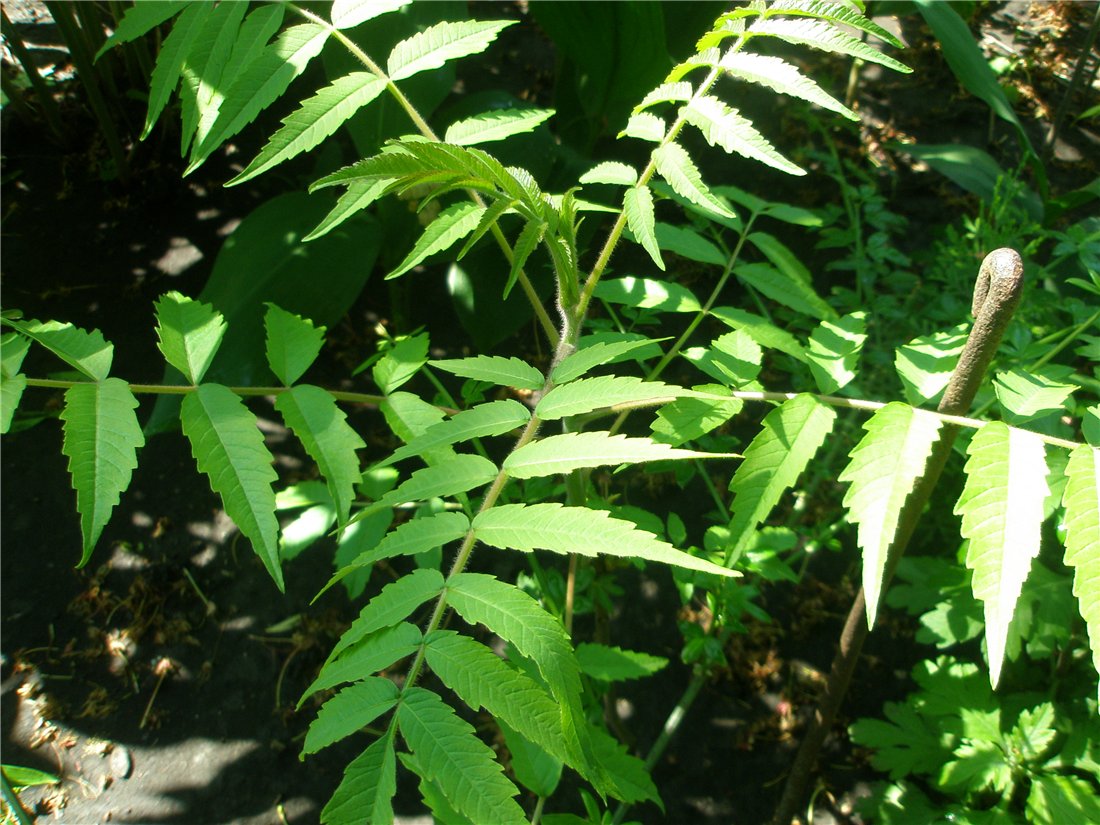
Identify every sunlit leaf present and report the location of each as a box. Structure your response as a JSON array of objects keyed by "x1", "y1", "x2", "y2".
[
  {"x1": 230, "y1": 73, "x2": 387, "y2": 185},
  {"x1": 535, "y1": 375, "x2": 691, "y2": 420},
  {"x1": 624, "y1": 186, "x2": 663, "y2": 270},
  {"x1": 387, "y1": 20, "x2": 516, "y2": 81},
  {"x1": 840, "y1": 403, "x2": 943, "y2": 628},
  {"x1": 957, "y1": 422, "x2": 1050, "y2": 688},
  {"x1": 1062, "y1": 445, "x2": 1100, "y2": 701},
  {"x1": 504, "y1": 432, "x2": 732, "y2": 479},
  {"x1": 653, "y1": 142, "x2": 735, "y2": 219},
  {"x1": 473, "y1": 503, "x2": 738, "y2": 577},
  {"x1": 445, "y1": 108, "x2": 554, "y2": 145}
]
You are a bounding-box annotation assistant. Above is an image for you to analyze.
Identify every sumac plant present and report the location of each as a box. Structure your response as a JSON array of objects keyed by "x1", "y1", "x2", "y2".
[{"x1": 2, "y1": 1, "x2": 1098, "y2": 823}]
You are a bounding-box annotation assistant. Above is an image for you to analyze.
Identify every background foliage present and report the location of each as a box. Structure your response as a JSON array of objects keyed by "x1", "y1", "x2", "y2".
[{"x1": 2, "y1": 1, "x2": 1098, "y2": 823}]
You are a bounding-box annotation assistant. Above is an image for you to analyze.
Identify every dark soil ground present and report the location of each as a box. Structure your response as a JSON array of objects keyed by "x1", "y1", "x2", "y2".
[{"x1": 2, "y1": 2, "x2": 1097, "y2": 824}]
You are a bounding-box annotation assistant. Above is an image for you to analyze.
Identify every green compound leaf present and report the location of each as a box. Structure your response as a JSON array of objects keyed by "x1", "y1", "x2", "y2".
[
  {"x1": 397, "y1": 687, "x2": 526, "y2": 825},
  {"x1": 60, "y1": 379, "x2": 144, "y2": 566},
  {"x1": 142, "y1": 2, "x2": 213, "y2": 140},
  {"x1": 503, "y1": 432, "x2": 733, "y2": 479},
  {"x1": 849, "y1": 700, "x2": 955, "y2": 780},
  {"x1": 807, "y1": 311, "x2": 867, "y2": 394},
  {"x1": 446, "y1": 572, "x2": 596, "y2": 792},
  {"x1": 187, "y1": 23, "x2": 331, "y2": 175},
  {"x1": 6, "y1": 318, "x2": 113, "y2": 381},
  {"x1": 341, "y1": 511, "x2": 471, "y2": 571},
  {"x1": 387, "y1": 20, "x2": 516, "y2": 81},
  {"x1": 425, "y1": 631, "x2": 569, "y2": 764},
  {"x1": 178, "y1": 2, "x2": 246, "y2": 156},
  {"x1": 329, "y1": 568, "x2": 445, "y2": 661},
  {"x1": 720, "y1": 51, "x2": 856, "y2": 120},
  {"x1": 734, "y1": 262, "x2": 833, "y2": 321},
  {"x1": 380, "y1": 393, "x2": 453, "y2": 467},
  {"x1": 536, "y1": 376, "x2": 691, "y2": 420},
  {"x1": 594, "y1": 276, "x2": 701, "y2": 313},
  {"x1": 372, "y1": 334, "x2": 428, "y2": 396},
  {"x1": 398, "y1": 751, "x2": 476, "y2": 825},
  {"x1": 726, "y1": 394, "x2": 837, "y2": 562},
  {"x1": 839, "y1": 402, "x2": 943, "y2": 629},
  {"x1": 321, "y1": 726, "x2": 397, "y2": 825},
  {"x1": 551, "y1": 338, "x2": 666, "y2": 385},
  {"x1": 683, "y1": 329, "x2": 762, "y2": 387},
  {"x1": 304, "y1": 677, "x2": 400, "y2": 755},
  {"x1": 95, "y1": 0, "x2": 189, "y2": 60},
  {"x1": 181, "y1": 384, "x2": 283, "y2": 591},
  {"x1": 1, "y1": 333, "x2": 29, "y2": 433},
  {"x1": 457, "y1": 197, "x2": 518, "y2": 260},
  {"x1": 1, "y1": 332, "x2": 29, "y2": 377},
  {"x1": 993, "y1": 366, "x2": 1078, "y2": 425},
  {"x1": 956, "y1": 422, "x2": 1050, "y2": 688},
  {"x1": 579, "y1": 161, "x2": 638, "y2": 186},
  {"x1": 192, "y1": 5, "x2": 286, "y2": 152},
  {"x1": 895, "y1": 325, "x2": 968, "y2": 407},
  {"x1": 274, "y1": 385, "x2": 365, "y2": 527},
  {"x1": 387, "y1": 202, "x2": 486, "y2": 280},
  {"x1": 748, "y1": 16, "x2": 910, "y2": 74},
  {"x1": 375, "y1": 399, "x2": 531, "y2": 469},
  {"x1": 305, "y1": 179, "x2": 391, "y2": 242},
  {"x1": 711, "y1": 306, "x2": 808, "y2": 362},
  {"x1": 300, "y1": 622, "x2": 422, "y2": 706},
  {"x1": 653, "y1": 222, "x2": 725, "y2": 266},
  {"x1": 576, "y1": 643, "x2": 668, "y2": 681},
  {"x1": 1027, "y1": 774, "x2": 1100, "y2": 825},
  {"x1": 264, "y1": 304, "x2": 326, "y2": 386},
  {"x1": 505, "y1": 218, "x2": 546, "y2": 300},
  {"x1": 764, "y1": 0, "x2": 905, "y2": 48},
  {"x1": 1, "y1": 373, "x2": 26, "y2": 434},
  {"x1": 231, "y1": 72, "x2": 387, "y2": 186},
  {"x1": 1062, "y1": 445, "x2": 1100, "y2": 701},
  {"x1": 623, "y1": 185, "x2": 664, "y2": 270},
  {"x1": 499, "y1": 721, "x2": 562, "y2": 798},
  {"x1": 652, "y1": 142, "x2": 735, "y2": 220},
  {"x1": 620, "y1": 111, "x2": 665, "y2": 142},
  {"x1": 431, "y1": 355, "x2": 544, "y2": 390},
  {"x1": 651, "y1": 387, "x2": 742, "y2": 447},
  {"x1": 154, "y1": 292, "x2": 226, "y2": 385},
  {"x1": 445, "y1": 107, "x2": 555, "y2": 146},
  {"x1": 682, "y1": 95, "x2": 805, "y2": 176},
  {"x1": 633, "y1": 81, "x2": 694, "y2": 113},
  {"x1": 331, "y1": 0, "x2": 410, "y2": 29},
  {"x1": 473, "y1": 503, "x2": 738, "y2": 578},
  {"x1": 353, "y1": 455, "x2": 498, "y2": 524},
  {"x1": 588, "y1": 724, "x2": 661, "y2": 806}
]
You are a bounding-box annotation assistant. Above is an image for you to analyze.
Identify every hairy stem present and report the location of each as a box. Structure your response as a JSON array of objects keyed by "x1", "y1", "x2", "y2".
[{"x1": 772, "y1": 248, "x2": 1025, "y2": 825}]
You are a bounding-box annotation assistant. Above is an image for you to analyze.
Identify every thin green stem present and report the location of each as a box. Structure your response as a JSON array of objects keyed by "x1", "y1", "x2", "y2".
[
  {"x1": 611, "y1": 668, "x2": 708, "y2": 825},
  {"x1": 694, "y1": 458, "x2": 730, "y2": 523},
  {"x1": 1029, "y1": 308, "x2": 1100, "y2": 372},
  {"x1": 24, "y1": 378, "x2": 388, "y2": 406},
  {"x1": 530, "y1": 795, "x2": 547, "y2": 825},
  {"x1": 29, "y1": 378, "x2": 1082, "y2": 451}
]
